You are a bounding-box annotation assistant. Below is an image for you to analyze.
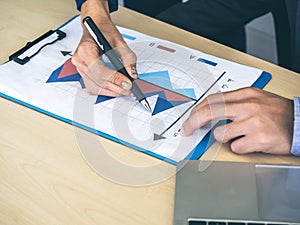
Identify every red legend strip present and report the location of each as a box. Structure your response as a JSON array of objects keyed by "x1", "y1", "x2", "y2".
[{"x1": 157, "y1": 45, "x2": 176, "y2": 53}]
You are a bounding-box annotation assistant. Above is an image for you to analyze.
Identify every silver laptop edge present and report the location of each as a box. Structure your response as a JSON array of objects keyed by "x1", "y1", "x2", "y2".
[{"x1": 174, "y1": 160, "x2": 300, "y2": 225}]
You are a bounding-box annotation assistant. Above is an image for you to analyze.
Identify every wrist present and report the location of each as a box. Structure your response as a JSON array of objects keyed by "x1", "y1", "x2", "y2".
[{"x1": 81, "y1": 0, "x2": 111, "y2": 22}]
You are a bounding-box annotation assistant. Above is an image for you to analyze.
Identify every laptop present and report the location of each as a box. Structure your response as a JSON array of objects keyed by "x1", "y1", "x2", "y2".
[{"x1": 174, "y1": 160, "x2": 300, "y2": 225}]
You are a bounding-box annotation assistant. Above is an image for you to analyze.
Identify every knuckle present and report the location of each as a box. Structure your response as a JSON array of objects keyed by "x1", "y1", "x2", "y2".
[
  {"x1": 112, "y1": 73, "x2": 126, "y2": 86},
  {"x1": 214, "y1": 126, "x2": 230, "y2": 143},
  {"x1": 201, "y1": 104, "x2": 212, "y2": 120},
  {"x1": 214, "y1": 127, "x2": 223, "y2": 142},
  {"x1": 103, "y1": 81, "x2": 112, "y2": 89},
  {"x1": 129, "y1": 51, "x2": 137, "y2": 61},
  {"x1": 255, "y1": 132, "x2": 268, "y2": 146},
  {"x1": 231, "y1": 142, "x2": 243, "y2": 154},
  {"x1": 206, "y1": 95, "x2": 217, "y2": 104},
  {"x1": 244, "y1": 87, "x2": 256, "y2": 95},
  {"x1": 191, "y1": 105, "x2": 199, "y2": 114},
  {"x1": 85, "y1": 82, "x2": 103, "y2": 96},
  {"x1": 101, "y1": 70, "x2": 114, "y2": 81},
  {"x1": 86, "y1": 87, "x2": 95, "y2": 95},
  {"x1": 71, "y1": 55, "x2": 79, "y2": 65},
  {"x1": 71, "y1": 56, "x2": 84, "y2": 72},
  {"x1": 241, "y1": 99, "x2": 260, "y2": 113},
  {"x1": 207, "y1": 93, "x2": 222, "y2": 102},
  {"x1": 78, "y1": 43, "x2": 98, "y2": 56},
  {"x1": 183, "y1": 118, "x2": 192, "y2": 131},
  {"x1": 214, "y1": 130, "x2": 223, "y2": 142},
  {"x1": 86, "y1": 89, "x2": 94, "y2": 95},
  {"x1": 121, "y1": 51, "x2": 137, "y2": 65},
  {"x1": 251, "y1": 116, "x2": 264, "y2": 128},
  {"x1": 87, "y1": 86, "x2": 98, "y2": 95},
  {"x1": 245, "y1": 87, "x2": 262, "y2": 97},
  {"x1": 185, "y1": 112, "x2": 201, "y2": 131},
  {"x1": 74, "y1": 44, "x2": 86, "y2": 57}
]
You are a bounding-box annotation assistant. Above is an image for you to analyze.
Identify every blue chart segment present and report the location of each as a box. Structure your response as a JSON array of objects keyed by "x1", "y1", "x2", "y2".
[
  {"x1": 46, "y1": 58, "x2": 85, "y2": 88},
  {"x1": 139, "y1": 71, "x2": 197, "y2": 100},
  {"x1": 95, "y1": 70, "x2": 196, "y2": 114},
  {"x1": 47, "y1": 59, "x2": 195, "y2": 115},
  {"x1": 135, "y1": 79, "x2": 193, "y2": 115},
  {"x1": 95, "y1": 95, "x2": 113, "y2": 104},
  {"x1": 94, "y1": 75, "x2": 194, "y2": 115}
]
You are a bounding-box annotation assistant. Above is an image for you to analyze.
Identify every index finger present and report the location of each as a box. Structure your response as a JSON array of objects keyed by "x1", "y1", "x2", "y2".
[
  {"x1": 77, "y1": 42, "x2": 133, "y2": 86},
  {"x1": 181, "y1": 100, "x2": 247, "y2": 136},
  {"x1": 199, "y1": 87, "x2": 263, "y2": 108}
]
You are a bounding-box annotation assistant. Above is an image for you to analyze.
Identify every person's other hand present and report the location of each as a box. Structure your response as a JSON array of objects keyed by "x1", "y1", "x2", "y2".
[
  {"x1": 181, "y1": 87, "x2": 294, "y2": 155},
  {"x1": 72, "y1": 0, "x2": 137, "y2": 97}
]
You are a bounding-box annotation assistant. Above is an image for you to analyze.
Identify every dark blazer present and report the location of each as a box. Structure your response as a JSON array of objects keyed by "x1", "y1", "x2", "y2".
[
  {"x1": 75, "y1": 0, "x2": 118, "y2": 12},
  {"x1": 286, "y1": 0, "x2": 300, "y2": 72}
]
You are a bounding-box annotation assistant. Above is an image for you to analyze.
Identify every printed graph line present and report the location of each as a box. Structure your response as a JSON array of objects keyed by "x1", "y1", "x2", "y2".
[{"x1": 153, "y1": 71, "x2": 226, "y2": 141}]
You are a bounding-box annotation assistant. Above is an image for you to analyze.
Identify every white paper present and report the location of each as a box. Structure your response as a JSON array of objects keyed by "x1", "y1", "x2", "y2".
[{"x1": 0, "y1": 16, "x2": 265, "y2": 163}]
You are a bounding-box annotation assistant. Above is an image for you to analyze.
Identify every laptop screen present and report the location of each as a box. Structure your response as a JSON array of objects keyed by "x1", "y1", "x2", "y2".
[
  {"x1": 174, "y1": 161, "x2": 300, "y2": 225},
  {"x1": 255, "y1": 165, "x2": 300, "y2": 222}
]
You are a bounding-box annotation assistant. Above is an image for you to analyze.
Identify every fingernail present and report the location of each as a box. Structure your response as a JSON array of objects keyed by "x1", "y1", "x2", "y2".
[
  {"x1": 121, "y1": 81, "x2": 132, "y2": 90},
  {"x1": 180, "y1": 127, "x2": 187, "y2": 136},
  {"x1": 131, "y1": 66, "x2": 138, "y2": 78}
]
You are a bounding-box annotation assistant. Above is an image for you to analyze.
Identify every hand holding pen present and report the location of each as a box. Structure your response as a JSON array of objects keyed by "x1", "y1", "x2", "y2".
[
  {"x1": 71, "y1": 14, "x2": 140, "y2": 99},
  {"x1": 82, "y1": 16, "x2": 152, "y2": 112}
]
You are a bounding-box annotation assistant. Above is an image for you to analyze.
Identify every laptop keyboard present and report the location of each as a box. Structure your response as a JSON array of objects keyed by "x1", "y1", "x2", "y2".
[{"x1": 188, "y1": 220, "x2": 292, "y2": 225}]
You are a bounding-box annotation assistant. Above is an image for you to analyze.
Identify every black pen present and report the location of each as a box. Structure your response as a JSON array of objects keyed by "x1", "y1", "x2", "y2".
[{"x1": 82, "y1": 16, "x2": 152, "y2": 113}]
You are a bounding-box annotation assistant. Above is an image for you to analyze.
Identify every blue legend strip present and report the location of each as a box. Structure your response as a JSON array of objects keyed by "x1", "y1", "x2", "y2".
[
  {"x1": 198, "y1": 58, "x2": 218, "y2": 67},
  {"x1": 121, "y1": 33, "x2": 136, "y2": 41}
]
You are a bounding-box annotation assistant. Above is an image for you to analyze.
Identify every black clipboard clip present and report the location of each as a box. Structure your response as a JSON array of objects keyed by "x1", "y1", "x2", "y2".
[{"x1": 9, "y1": 29, "x2": 66, "y2": 65}]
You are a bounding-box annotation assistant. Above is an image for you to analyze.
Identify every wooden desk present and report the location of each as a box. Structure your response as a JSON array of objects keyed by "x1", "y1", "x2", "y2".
[{"x1": 0, "y1": 1, "x2": 299, "y2": 225}]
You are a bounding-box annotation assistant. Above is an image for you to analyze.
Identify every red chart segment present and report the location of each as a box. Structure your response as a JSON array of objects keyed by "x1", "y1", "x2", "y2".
[
  {"x1": 47, "y1": 59, "x2": 193, "y2": 115},
  {"x1": 46, "y1": 58, "x2": 84, "y2": 87},
  {"x1": 135, "y1": 79, "x2": 193, "y2": 115}
]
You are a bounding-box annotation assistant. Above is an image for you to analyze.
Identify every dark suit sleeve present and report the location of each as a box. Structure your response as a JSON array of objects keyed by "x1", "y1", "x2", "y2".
[
  {"x1": 75, "y1": 0, "x2": 118, "y2": 12},
  {"x1": 286, "y1": 0, "x2": 300, "y2": 72}
]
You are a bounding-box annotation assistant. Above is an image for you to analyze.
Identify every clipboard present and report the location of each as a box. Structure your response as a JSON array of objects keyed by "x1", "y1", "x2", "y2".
[{"x1": 0, "y1": 16, "x2": 272, "y2": 165}]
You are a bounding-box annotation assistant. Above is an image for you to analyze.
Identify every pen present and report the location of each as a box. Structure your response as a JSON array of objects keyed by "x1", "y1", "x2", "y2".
[{"x1": 82, "y1": 16, "x2": 152, "y2": 113}]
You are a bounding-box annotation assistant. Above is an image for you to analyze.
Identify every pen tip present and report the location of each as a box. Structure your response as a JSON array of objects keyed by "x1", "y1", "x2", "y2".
[
  {"x1": 141, "y1": 99, "x2": 152, "y2": 114},
  {"x1": 146, "y1": 104, "x2": 153, "y2": 114}
]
